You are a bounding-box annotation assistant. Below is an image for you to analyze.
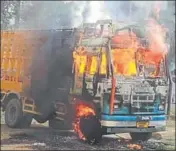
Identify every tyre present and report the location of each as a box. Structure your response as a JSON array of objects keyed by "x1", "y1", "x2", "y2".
[
  {"x1": 79, "y1": 115, "x2": 102, "y2": 144},
  {"x1": 5, "y1": 98, "x2": 32, "y2": 128},
  {"x1": 130, "y1": 132, "x2": 152, "y2": 141},
  {"x1": 49, "y1": 119, "x2": 71, "y2": 130}
]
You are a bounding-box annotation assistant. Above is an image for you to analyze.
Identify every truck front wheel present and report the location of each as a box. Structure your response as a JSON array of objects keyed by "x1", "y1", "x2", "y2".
[
  {"x1": 5, "y1": 98, "x2": 32, "y2": 128},
  {"x1": 130, "y1": 132, "x2": 152, "y2": 141},
  {"x1": 79, "y1": 115, "x2": 102, "y2": 144}
]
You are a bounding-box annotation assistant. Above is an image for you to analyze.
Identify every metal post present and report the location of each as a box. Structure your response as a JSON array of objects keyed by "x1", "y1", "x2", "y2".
[
  {"x1": 166, "y1": 30, "x2": 175, "y2": 116},
  {"x1": 165, "y1": 51, "x2": 172, "y2": 116},
  {"x1": 167, "y1": 76, "x2": 172, "y2": 116}
]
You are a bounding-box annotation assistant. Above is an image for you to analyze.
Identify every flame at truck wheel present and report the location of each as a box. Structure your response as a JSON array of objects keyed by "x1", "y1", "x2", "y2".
[
  {"x1": 73, "y1": 102, "x2": 99, "y2": 142},
  {"x1": 79, "y1": 115, "x2": 102, "y2": 144}
]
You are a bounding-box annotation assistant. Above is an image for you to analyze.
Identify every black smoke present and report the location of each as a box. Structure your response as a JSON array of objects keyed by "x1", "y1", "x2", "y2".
[{"x1": 27, "y1": 30, "x2": 75, "y2": 119}]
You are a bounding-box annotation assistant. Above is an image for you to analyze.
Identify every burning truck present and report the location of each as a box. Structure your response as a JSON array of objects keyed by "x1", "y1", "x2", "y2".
[{"x1": 1, "y1": 17, "x2": 170, "y2": 144}]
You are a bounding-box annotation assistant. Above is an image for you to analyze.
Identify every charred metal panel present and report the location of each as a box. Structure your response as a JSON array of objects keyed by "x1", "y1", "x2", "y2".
[{"x1": 101, "y1": 76, "x2": 169, "y2": 115}]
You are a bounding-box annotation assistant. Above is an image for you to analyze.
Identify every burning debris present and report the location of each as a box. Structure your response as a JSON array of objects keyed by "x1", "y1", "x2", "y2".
[
  {"x1": 127, "y1": 144, "x2": 142, "y2": 150},
  {"x1": 73, "y1": 102, "x2": 95, "y2": 141},
  {"x1": 73, "y1": 102, "x2": 102, "y2": 144}
]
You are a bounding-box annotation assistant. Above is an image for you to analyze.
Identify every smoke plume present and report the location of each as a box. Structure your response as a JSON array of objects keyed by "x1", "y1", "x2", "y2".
[{"x1": 19, "y1": 1, "x2": 173, "y2": 29}]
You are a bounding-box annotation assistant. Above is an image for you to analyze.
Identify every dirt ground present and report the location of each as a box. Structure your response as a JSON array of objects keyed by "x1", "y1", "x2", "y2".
[{"x1": 1, "y1": 119, "x2": 175, "y2": 150}]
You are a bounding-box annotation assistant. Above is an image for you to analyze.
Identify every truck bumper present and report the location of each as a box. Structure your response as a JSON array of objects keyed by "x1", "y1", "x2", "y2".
[
  {"x1": 101, "y1": 114, "x2": 166, "y2": 134},
  {"x1": 104, "y1": 126, "x2": 166, "y2": 134}
]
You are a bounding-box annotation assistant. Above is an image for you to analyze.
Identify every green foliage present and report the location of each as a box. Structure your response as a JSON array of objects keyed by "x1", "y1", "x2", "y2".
[
  {"x1": 1, "y1": 1, "x2": 20, "y2": 30},
  {"x1": 1, "y1": 1, "x2": 78, "y2": 30}
]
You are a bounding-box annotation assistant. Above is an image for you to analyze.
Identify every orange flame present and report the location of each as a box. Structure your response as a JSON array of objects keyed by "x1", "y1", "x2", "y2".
[
  {"x1": 145, "y1": 1, "x2": 167, "y2": 58},
  {"x1": 73, "y1": 2, "x2": 167, "y2": 78},
  {"x1": 111, "y1": 48, "x2": 137, "y2": 76},
  {"x1": 127, "y1": 144, "x2": 142, "y2": 150},
  {"x1": 110, "y1": 3, "x2": 167, "y2": 77},
  {"x1": 73, "y1": 102, "x2": 96, "y2": 141}
]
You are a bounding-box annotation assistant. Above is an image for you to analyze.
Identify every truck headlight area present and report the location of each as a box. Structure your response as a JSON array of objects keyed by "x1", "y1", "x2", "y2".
[{"x1": 159, "y1": 105, "x2": 164, "y2": 111}]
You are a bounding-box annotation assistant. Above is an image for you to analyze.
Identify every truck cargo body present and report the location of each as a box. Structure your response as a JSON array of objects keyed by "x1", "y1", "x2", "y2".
[{"x1": 1, "y1": 29, "x2": 77, "y2": 124}]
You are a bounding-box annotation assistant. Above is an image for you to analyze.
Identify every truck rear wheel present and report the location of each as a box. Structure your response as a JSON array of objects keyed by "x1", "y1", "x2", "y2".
[
  {"x1": 130, "y1": 132, "x2": 152, "y2": 141},
  {"x1": 49, "y1": 119, "x2": 70, "y2": 130},
  {"x1": 5, "y1": 98, "x2": 32, "y2": 128}
]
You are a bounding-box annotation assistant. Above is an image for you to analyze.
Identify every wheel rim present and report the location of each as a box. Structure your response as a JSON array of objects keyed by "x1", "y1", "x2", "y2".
[{"x1": 7, "y1": 104, "x2": 18, "y2": 123}]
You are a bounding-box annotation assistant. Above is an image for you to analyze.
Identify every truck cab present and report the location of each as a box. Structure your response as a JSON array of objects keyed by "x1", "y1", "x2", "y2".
[{"x1": 71, "y1": 20, "x2": 169, "y2": 142}]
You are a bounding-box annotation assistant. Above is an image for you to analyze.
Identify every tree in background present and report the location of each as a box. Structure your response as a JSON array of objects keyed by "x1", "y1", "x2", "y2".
[
  {"x1": 1, "y1": 1, "x2": 20, "y2": 30},
  {"x1": 1, "y1": 1, "x2": 75, "y2": 30}
]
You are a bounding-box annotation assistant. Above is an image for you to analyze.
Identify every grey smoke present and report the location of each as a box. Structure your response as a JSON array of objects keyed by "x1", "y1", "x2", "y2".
[{"x1": 19, "y1": 1, "x2": 174, "y2": 29}]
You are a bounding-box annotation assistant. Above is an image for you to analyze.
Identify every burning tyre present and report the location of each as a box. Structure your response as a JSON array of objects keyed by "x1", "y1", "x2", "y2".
[
  {"x1": 79, "y1": 115, "x2": 102, "y2": 144},
  {"x1": 73, "y1": 102, "x2": 102, "y2": 144}
]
